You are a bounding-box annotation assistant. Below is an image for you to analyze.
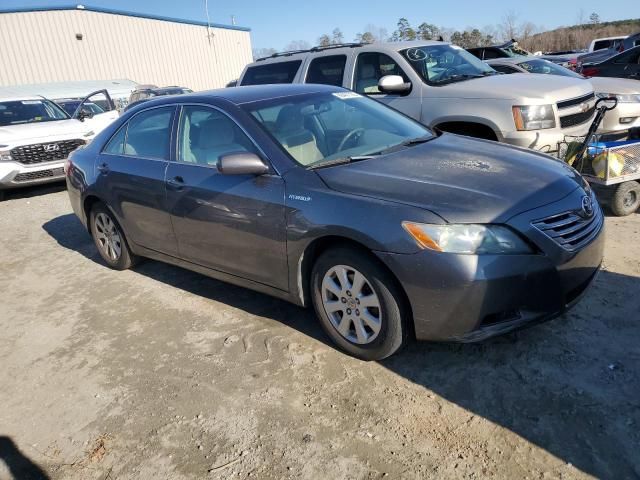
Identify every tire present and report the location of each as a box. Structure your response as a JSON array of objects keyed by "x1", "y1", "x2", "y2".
[
  {"x1": 89, "y1": 202, "x2": 137, "y2": 270},
  {"x1": 611, "y1": 181, "x2": 640, "y2": 216},
  {"x1": 310, "y1": 247, "x2": 409, "y2": 360}
]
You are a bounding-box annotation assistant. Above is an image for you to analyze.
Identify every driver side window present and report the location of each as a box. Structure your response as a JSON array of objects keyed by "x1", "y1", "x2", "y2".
[{"x1": 353, "y1": 53, "x2": 409, "y2": 95}]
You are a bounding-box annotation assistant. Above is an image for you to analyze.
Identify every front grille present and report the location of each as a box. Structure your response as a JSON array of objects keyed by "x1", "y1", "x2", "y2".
[
  {"x1": 532, "y1": 204, "x2": 603, "y2": 252},
  {"x1": 13, "y1": 167, "x2": 65, "y2": 183},
  {"x1": 10, "y1": 139, "x2": 85, "y2": 165},
  {"x1": 560, "y1": 106, "x2": 595, "y2": 128},
  {"x1": 557, "y1": 93, "x2": 595, "y2": 110}
]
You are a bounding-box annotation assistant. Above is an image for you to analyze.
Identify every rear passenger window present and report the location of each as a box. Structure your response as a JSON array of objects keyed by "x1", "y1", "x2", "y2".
[
  {"x1": 241, "y1": 61, "x2": 302, "y2": 86},
  {"x1": 305, "y1": 55, "x2": 347, "y2": 86},
  {"x1": 103, "y1": 125, "x2": 127, "y2": 155},
  {"x1": 124, "y1": 107, "x2": 174, "y2": 159}
]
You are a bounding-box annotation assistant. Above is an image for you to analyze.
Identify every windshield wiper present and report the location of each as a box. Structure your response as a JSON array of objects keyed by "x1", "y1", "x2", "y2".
[
  {"x1": 438, "y1": 74, "x2": 485, "y2": 84},
  {"x1": 307, "y1": 155, "x2": 374, "y2": 170},
  {"x1": 369, "y1": 135, "x2": 435, "y2": 156}
]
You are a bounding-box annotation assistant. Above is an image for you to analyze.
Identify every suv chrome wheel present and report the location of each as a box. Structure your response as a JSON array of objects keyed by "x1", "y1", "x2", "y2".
[
  {"x1": 321, "y1": 265, "x2": 382, "y2": 344},
  {"x1": 94, "y1": 212, "x2": 122, "y2": 261}
]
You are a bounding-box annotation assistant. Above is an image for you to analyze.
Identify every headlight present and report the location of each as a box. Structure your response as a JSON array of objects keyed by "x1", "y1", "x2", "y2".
[
  {"x1": 402, "y1": 222, "x2": 533, "y2": 254},
  {"x1": 83, "y1": 130, "x2": 95, "y2": 138},
  {"x1": 512, "y1": 104, "x2": 556, "y2": 130},
  {"x1": 596, "y1": 93, "x2": 640, "y2": 103},
  {"x1": 0, "y1": 150, "x2": 12, "y2": 162}
]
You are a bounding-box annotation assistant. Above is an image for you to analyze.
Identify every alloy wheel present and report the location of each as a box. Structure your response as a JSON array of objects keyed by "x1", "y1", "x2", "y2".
[
  {"x1": 321, "y1": 265, "x2": 382, "y2": 344},
  {"x1": 94, "y1": 212, "x2": 122, "y2": 261}
]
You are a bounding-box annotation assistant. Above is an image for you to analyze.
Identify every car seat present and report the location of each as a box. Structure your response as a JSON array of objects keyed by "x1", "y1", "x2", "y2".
[
  {"x1": 274, "y1": 106, "x2": 323, "y2": 165},
  {"x1": 356, "y1": 63, "x2": 380, "y2": 93},
  {"x1": 192, "y1": 116, "x2": 247, "y2": 165}
]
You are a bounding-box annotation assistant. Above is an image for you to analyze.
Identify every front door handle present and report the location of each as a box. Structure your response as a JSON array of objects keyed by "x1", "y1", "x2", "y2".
[
  {"x1": 97, "y1": 162, "x2": 109, "y2": 174},
  {"x1": 167, "y1": 176, "x2": 185, "y2": 190}
]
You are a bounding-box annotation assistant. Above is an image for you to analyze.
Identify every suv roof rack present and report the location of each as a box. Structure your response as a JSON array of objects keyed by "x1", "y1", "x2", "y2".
[{"x1": 256, "y1": 42, "x2": 365, "y2": 61}]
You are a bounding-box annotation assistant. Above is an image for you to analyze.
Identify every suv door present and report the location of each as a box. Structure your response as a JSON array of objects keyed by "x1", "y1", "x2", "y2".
[
  {"x1": 97, "y1": 105, "x2": 179, "y2": 255},
  {"x1": 73, "y1": 89, "x2": 120, "y2": 134},
  {"x1": 352, "y1": 51, "x2": 421, "y2": 120},
  {"x1": 165, "y1": 104, "x2": 288, "y2": 290}
]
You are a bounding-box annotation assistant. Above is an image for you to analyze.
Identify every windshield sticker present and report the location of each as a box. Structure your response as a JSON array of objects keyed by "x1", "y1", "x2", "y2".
[
  {"x1": 21, "y1": 100, "x2": 42, "y2": 105},
  {"x1": 332, "y1": 92, "x2": 361, "y2": 100},
  {"x1": 406, "y1": 48, "x2": 427, "y2": 61}
]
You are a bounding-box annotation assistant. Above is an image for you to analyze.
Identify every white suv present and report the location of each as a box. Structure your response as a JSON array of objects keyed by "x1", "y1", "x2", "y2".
[
  {"x1": 0, "y1": 90, "x2": 118, "y2": 199},
  {"x1": 237, "y1": 41, "x2": 597, "y2": 153}
]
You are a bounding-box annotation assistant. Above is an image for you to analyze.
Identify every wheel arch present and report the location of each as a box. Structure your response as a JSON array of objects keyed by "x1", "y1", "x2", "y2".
[
  {"x1": 433, "y1": 120, "x2": 499, "y2": 141},
  {"x1": 296, "y1": 235, "x2": 414, "y2": 336},
  {"x1": 83, "y1": 194, "x2": 103, "y2": 234}
]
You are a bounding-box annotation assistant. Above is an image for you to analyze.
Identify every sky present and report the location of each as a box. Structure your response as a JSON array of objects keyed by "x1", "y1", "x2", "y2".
[{"x1": 1, "y1": 0, "x2": 637, "y2": 50}]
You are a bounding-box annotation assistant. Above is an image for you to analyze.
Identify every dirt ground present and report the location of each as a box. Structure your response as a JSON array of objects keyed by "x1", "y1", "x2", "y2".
[{"x1": 0, "y1": 184, "x2": 639, "y2": 480}]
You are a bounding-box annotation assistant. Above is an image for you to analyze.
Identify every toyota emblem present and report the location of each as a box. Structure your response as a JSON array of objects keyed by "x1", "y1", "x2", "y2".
[
  {"x1": 43, "y1": 143, "x2": 60, "y2": 152},
  {"x1": 581, "y1": 195, "x2": 594, "y2": 218}
]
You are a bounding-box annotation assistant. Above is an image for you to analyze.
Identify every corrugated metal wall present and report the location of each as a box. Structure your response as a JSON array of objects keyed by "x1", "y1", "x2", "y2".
[{"x1": 0, "y1": 9, "x2": 253, "y2": 91}]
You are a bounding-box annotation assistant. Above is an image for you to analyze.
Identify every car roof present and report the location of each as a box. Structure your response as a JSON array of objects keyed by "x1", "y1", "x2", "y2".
[
  {"x1": 0, "y1": 95, "x2": 45, "y2": 102},
  {"x1": 252, "y1": 41, "x2": 447, "y2": 64},
  {"x1": 127, "y1": 83, "x2": 345, "y2": 110}
]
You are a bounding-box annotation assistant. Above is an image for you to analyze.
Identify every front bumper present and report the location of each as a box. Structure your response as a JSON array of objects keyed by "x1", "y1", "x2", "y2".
[
  {"x1": 501, "y1": 123, "x2": 591, "y2": 152},
  {"x1": 0, "y1": 160, "x2": 66, "y2": 189},
  {"x1": 376, "y1": 190, "x2": 605, "y2": 342},
  {"x1": 598, "y1": 102, "x2": 640, "y2": 133}
]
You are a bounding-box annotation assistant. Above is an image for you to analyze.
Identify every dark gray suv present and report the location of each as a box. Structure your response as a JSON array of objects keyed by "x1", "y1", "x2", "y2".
[{"x1": 65, "y1": 84, "x2": 604, "y2": 360}]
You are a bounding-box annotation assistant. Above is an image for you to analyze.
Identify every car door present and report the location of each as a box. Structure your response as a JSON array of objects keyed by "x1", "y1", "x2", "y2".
[
  {"x1": 352, "y1": 51, "x2": 422, "y2": 121},
  {"x1": 73, "y1": 89, "x2": 120, "y2": 134},
  {"x1": 165, "y1": 104, "x2": 288, "y2": 290},
  {"x1": 96, "y1": 105, "x2": 179, "y2": 255}
]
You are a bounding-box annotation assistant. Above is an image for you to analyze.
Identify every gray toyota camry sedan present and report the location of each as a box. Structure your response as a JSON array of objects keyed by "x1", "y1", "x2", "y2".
[{"x1": 65, "y1": 84, "x2": 604, "y2": 360}]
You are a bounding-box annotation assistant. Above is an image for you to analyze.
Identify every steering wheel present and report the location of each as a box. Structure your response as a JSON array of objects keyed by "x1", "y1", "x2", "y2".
[
  {"x1": 337, "y1": 128, "x2": 365, "y2": 152},
  {"x1": 436, "y1": 67, "x2": 458, "y2": 81}
]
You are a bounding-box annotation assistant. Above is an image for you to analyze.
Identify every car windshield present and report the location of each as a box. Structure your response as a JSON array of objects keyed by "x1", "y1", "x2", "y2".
[
  {"x1": 243, "y1": 91, "x2": 432, "y2": 168},
  {"x1": 0, "y1": 98, "x2": 69, "y2": 126},
  {"x1": 517, "y1": 59, "x2": 584, "y2": 79},
  {"x1": 401, "y1": 44, "x2": 496, "y2": 85}
]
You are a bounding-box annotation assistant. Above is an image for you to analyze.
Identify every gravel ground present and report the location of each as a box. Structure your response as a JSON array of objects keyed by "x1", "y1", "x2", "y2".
[{"x1": 0, "y1": 184, "x2": 639, "y2": 480}]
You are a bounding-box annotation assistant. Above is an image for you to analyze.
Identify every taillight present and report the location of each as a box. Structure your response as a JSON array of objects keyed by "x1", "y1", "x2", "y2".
[
  {"x1": 64, "y1": 158, "x2": 72, "y2": 176},
  {"x1": 581, "y1": 67, "x2": 600, "y2": 77}
]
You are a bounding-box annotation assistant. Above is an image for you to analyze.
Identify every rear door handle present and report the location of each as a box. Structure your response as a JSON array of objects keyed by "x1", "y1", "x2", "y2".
[
  {"x1": 167, "y1": 176, "x2": 185, "y2": 190},
  {"x1": 97, "y1": 162, "x2": 109, "y2": 174}
]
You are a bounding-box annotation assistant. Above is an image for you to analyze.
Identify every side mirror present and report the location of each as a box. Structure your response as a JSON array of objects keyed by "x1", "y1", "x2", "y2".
[
  {"x1": 378, "y1": 75, "x2": 411, "y2": 94},
  {"x1": 218, "y1": 152, "x2": 269, "y2": 175}
]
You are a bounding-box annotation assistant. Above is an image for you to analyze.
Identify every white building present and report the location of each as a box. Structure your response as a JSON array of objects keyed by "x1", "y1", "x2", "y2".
[{"x1": 0, "y1": 5, "x2": 253, "y2": 92}]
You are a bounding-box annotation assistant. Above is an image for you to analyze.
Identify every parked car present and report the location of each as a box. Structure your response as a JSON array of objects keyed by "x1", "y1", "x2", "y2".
[
  {"x1": 466, "y1": 40, "x2": 530, "y2": 60},
  {"x1": 237, "y1": 41, "x2": 597, "y2": 153},
  {"x1": 588, "y1": 36, "x2": 628, "y2": 53},
  {"x1": 488, "y1": 57, "x2": 640, "y2": 135},
  {"x1": 0, "y1": 95, "x2": 97, "y2": 199},
  {"x1": 577, "y1": 35, "x2": 640, "y2": 72},
  {"x1": 578, "y1": 46, "x2": 640, "y2": 80},
  {"x1": 126, "y1": 85, "x2": 193, "y2": 110},
  {"x1": 66, "y1": 84, "x2": 604, "y2": 360}
]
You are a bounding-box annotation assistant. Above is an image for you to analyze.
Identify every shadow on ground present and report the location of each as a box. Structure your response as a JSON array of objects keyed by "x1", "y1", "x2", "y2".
[
  {"x1": 43, "y1": 213, "x2": 640, "y2": 479},
  {"x1": 0, "y1": 436, "x2": 49, "y2": 480}
]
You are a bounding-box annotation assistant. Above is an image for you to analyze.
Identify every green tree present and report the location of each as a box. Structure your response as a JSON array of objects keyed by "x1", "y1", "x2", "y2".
[
  {"x1": 318, "y1": 34, "x2": 331, "y2": 47},
  {"x1": 355, "y1": 31, "x2": 375, "y2": 44},
  {"x1": 391, "y1": 18, "x2": 416, "y2": 41},
  {"x1": 332, "y1": 28, "x2": 344, "y2": 44},
  {"x1": 417, "y1": 22, "x2": 439, "y2": 40},
  {"x1": 589, "y1": 12, "x2": 600, "y2": 25}
]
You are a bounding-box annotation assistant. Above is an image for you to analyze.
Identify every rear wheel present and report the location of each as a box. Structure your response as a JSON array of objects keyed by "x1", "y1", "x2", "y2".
[
  {"x1": 611, "y1": 181, "x2": 640, "y2": 216},
  {"x1": 89, "y1": 203, "x2": 137, "y2": 269},
  {"x1": 311, "y1": 247, "x2": 408, "y2": 360}
]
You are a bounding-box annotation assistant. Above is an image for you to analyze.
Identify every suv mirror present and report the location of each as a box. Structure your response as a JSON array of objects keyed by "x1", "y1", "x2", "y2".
[
  {"x1": 378, "y1": 75, "x2": 411, "y2": 94},
  {"x1": 218, "y1": 152, "x2": 269, "y2": 175}
]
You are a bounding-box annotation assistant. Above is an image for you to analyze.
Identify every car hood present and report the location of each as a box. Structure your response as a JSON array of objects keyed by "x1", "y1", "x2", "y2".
[
  {"x1": 589, "y1": 76, "x2": 640, "y2": 95},
  {"x1": 434, "y1": 73, "x2": 593, "y2": 102},
  {"x1": 316, "y1": 134, "x2": 584, "y2": 224},
  {"x1": 0, "y1": 119, "x2": 91, "y2": 144}
]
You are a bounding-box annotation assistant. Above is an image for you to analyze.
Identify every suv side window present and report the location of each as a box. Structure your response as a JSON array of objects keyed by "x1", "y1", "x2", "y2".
[
  {"x1": 305, "y1": 55, "x2": 347, "y2": 86},
  {"x1": 177, "y1": 106, "x2": 259, "y2": 166},
  {"x1": 353, "y1": 52, "x2": 410, "y2": 94},
  {"x1": 242, "y1": 61, "x2": 302, "y2": 86},
  {"x1": 123, "y1": 107, "x2": 174, "y2": 159}
]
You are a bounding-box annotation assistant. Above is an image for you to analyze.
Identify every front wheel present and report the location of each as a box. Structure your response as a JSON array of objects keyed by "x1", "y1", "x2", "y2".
[
  {"x1": 89, "y1": 203, "x2": 137, "y2": 270},
  {"x1": 611, "y1": 181, "x2": 640, "y2": 216},
  {"x1": 311, "y1": 247, "x2": 409, "y2": 360}
]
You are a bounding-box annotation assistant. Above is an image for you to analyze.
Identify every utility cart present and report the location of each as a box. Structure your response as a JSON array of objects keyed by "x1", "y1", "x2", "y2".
[{"x1": 558, "y1": 98, "x2": 640, "y2": 216}]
